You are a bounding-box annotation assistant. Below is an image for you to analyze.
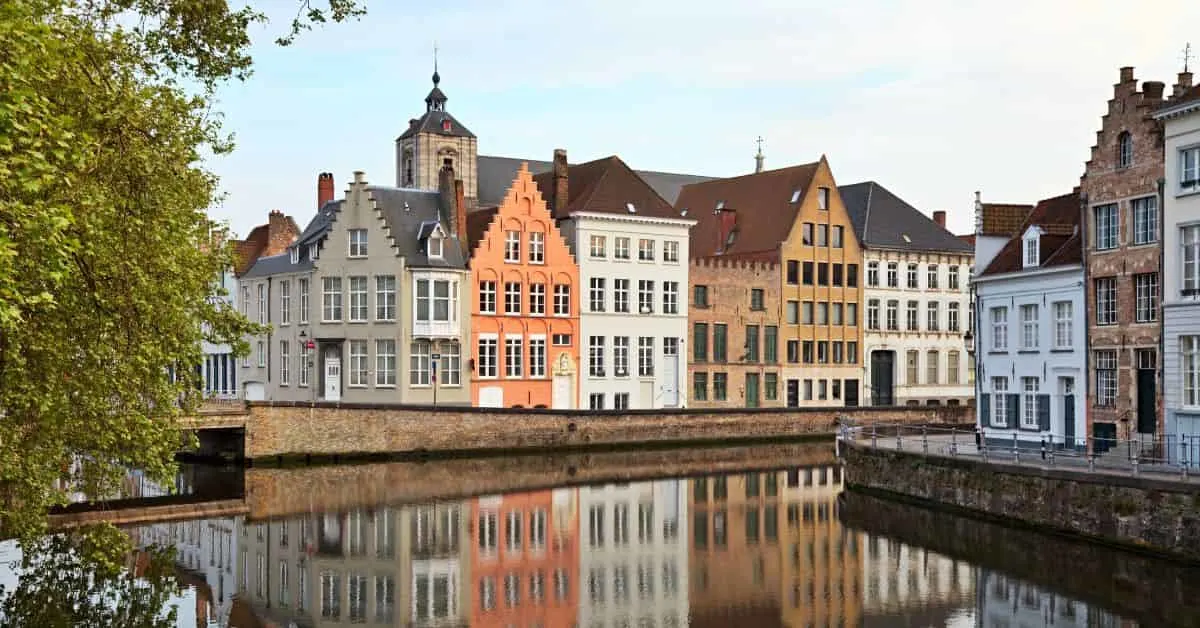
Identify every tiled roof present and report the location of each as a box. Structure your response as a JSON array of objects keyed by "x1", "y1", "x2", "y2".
[
  {"x1": 675, "y1": 161, "x2": 821, "y2": 261},
  {"x1": 478, "y1": 155, "x2": 713, "y2": 207},
  {"x1": 530, "y1": 155, "x2": 679, "y2": 221},
  {"x1": 465, "y1": 206, "x2": 499, "y2": 256},
  {"x1": 838, "y1": 181, "x2": 972, "y2": 253},
  {"x1": 980, "y1": 191, "x2": 1081, "y2": 276},
  {"x1": 979, "y1": 203, "x2": 1035, "y2": 237}
]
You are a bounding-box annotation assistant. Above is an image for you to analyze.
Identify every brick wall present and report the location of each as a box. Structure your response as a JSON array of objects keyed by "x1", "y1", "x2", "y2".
[
  {"x1": 245, "y1": 441, "x2": 837, "y2": 519},
  {"x1": 689, "y1": 257, "x2": 784, "y2": 407},
  {"x1": 1080, "y1": 66, "x2": 1166, "y2": 439},
  {"x1": 244, "y1": 401, "x2": 970, "y2": 458}
]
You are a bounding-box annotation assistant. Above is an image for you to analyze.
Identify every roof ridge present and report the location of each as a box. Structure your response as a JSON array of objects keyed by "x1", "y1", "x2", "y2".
[
  {"x1": 862, "y1": 182, "x2": 876, "y2": 238},
  {"x1": 686, "y1": 161, "x2": 821, "y2": 188}
]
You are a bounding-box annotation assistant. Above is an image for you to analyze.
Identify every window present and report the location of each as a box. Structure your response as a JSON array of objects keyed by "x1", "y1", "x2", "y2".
[
  {"x1": 693, "y1": 285, "x2": 709, "y2": 307},
  {"x1": 1117, "y1": 131, "x2": 1132, "y2": 169},
  {"x1": 1095, "y1": 277, "x2": 1117, "y2": 325},
  {"x1": 885, "y1": 300, "x2": 898, "y2": 331},
  {"x1": 529, "y1": 231, "x2": 545, "y2": 263},
  {"x1": 638, "y1": 337, "x2": 655, "y2": 376},
  {"x1": 322, "y1": 277, "x2": 342, "y2": 322},
  {"x1": 257, "y1": 284, "x2": 266, "y2": 324},
  {"x1": 663, "y1": 281, "x2": 679, "y2": 314},
  {"x1": 349, "y1": 229, "x2": 367, "y2": 257},
  {"x1": 614, "y1": 237, "x2": 630, "y2": 260},
  {"x1": 299, "y1": 346, "x2": 309, "y2": 386},
  {"x1": 321, "y1": 571, "x2": 341, "y2": 618},
  {"x1": 530, "y1": 337, "x2": 549, "y2": 377},
  {"x1": 589, "y1": 235, "x2": 606, "y2": 258},
  {"x1": 832, "y1": 225, "x2": 844, "y2": 248},
  {"x1": 765, "y1": 326, "x2": 777, "y2": 362},
  {"x1": 992, "y1": 377, "x2": 1009, "y2": 427},
  {"x1": 1024, "y1": 234, "x2": 1040, "y2": 267},
  {"x1": 818, "y1": 187, "x2": 830, "y2": 210},
  {"x1": 802, "y1": 262, "x2": 814, "y2": 285},
  {"x1": 765, "y1": 373, "x2": 778, "y2": 400},
  {"x1": 948, "y1": 302, "x2": 960, "y2": 332},
  {"x1": 906, "y1": 263, "x2": 919, "y2": 289},
  {"x1": 817, "y1": 262, "x2": 829, "y2": 285},
  {"x1": 589, "y1": 336, "x2": 606, "y2": 376},
  {"x1": 1134, "y1": 273, "x2": 1158, "y2": 323},
  {"x1": 504, "y1": 572, "x2": 519, "y2": 608},
  {"x1": 1183, "y1": 336, "x2": 1200, "y2": 407},
  {"x1": 1020, "y1": 304, "x2": 1038, "y2": 350},
  {"x1": 867, "y1": 299, "x2": 880, "y2": 330},
  {"x1": 409, "y1": 340, "x2": 430, "y2": 385},
  {"x1": 415, "y1": 279, "x2": 456, "y2": 322},
  {"x1": 480, "y1": 577, "x2": 496, "y2": 612},
  {"x1": 552, "y1": 333, "x2": 571, "y2": 346},
  {"x1": 926, "y1": 264, "x2": 939, "y2": 289},
  {"x1": 479, "y1": 280, "x2": 497, "y2": 314},
  {"x1": 832, "y1": 263, "x2": 843, "y2": 286},
  {"x1": 613, "y1": 336, "x2": 630, "y2": 376},
  {"x1": 949, "y1": 266, "x2": 960, "y2": 290},
  {"x1": 428, "y1": 234, "x2": 443, "y2": 258},
  {"x1": 589, "y1": 393, "x2": 604, "y2": 410},
  {"x1": 349, "y1": 340, "x2": 368, "y2": 387},
  {"x1": 906, "y1": 350, "x2": 919, "y2": 384},
  {"x1": 280, "y1": 341, "x2": 290, "y2": 385},
  {"x1": 638, "y1": 238, "x2": 655, "y2": 261},
  {"x1": 1095, "y1": 350, "x2": 1117, "y2": 407},
  {"x1": 901, "y1": 300, "x2": 918, "y2": 331},
  {"x1": 664, "y1": 240, "x2": 680, "y2": 262},
  {"x1": 802, "y1": 223, "x2": 813, "y2": 245},
  {"x1": 478, "y1": 512, "x2": 498, "y2": 554},
  {"x1": 926, "y1": 350, "x2": 938, "y2": 384},
  {"x1": 1182, "y1": 146, "x2": 1200, "y2": 193},
  {"x1": 750, "y1": 288, "x2": 764, "y2": 310},
  {"x1": 786, "y1": 301, "x2": 799, "y2": 324},
  {"x1": 505, "y1": 336, "x2": 524, "y2": 378},
  {"x1": 1022, "y1": 377, "x2": 1040, "y2": 429},
  {"x1": 1132, "y1": 197, "x2": 1158, "y2": 245},
  {"x1": 529, "y1": 283, "x2": 546, "y2": 315},
  {"x1": 504, "y1": 230, "x2": 520, "y2": 263},
  {"x1": 991, "y1": 306, "x2": 1008, "y2": 351},
  {"x1": 693, "y1": 372, "x2": 708, "y2": 401},
  {"x1": 553, "y1": 284, "x2": 571, "y2": 315},
  {"x1": 299, "y1": 278, "x2": 309, "y2": 324},
  {"x1": 589, "y1": 278, "x2": 606, "y2": 312},
  {"x1": 713, "y1": 373, "x2": 727, "y2": 401},
  {"x1": 504, "y1": 510, "x2": 523, "y2": 554},
  {"x1": 816, "y1": 224, "x2": 828, "y2": 247},
  {"x1": 638, "y1": 280, "x2": 654, "y2": 313},
  {"x1": 613, "y1": 392, "x2": 629, "y2": 409},
  {"x1": 376, "y1": 275, "x2": 396, "y2": 320},
  {"x1": 786, "y1": 261, "x2": 799, "y2": 284},
  {"x1": 847, "y1": 263, "x2": 859, "y2": 287},
  {"x1": 554, "y1": 569, "x2": 569, "y2": 603},
  {"x1": 349, "y1": 276, "x2": 368, "y2": 322},
  {"x1": 477, "y1": 336, "x2": 498, "y2": 378},
  {"x1": 867, "y1": 261, "x2": 879, "y2": 287},
  {"x1": 833, "y1": 303, "x2": 843, "y2": 325},
  {"x1": 802, "y1": 301, "x2": 813, "y2": 324},
  {"x1": 947, "y1": 351, "x2": 960, "y2": 385},
  {"x1": 280, "y1": 280, "x2": 291, "y2": 325},
  {"x1": 442, "y1": 341, "x2": 461, "y2": 385},
  {"x1": 713, "y1": 324, "x2": 727, "y2": 362},
  {"x1": 376, "y1": 339, "x2": 396, "y2": 386},
  {"x1": 847, "y1": 303, "x2": 858, "y2": 326},
  {"x1": 1052, "y1": 301, "x2": 1073, "y2": 349},
  {"x1": 1094, "y1": 204, "x2": 1118, "y2": 250},
  {"x1": 745, "y1": 325, "x2": 759, "y2": 362},
  {"x1": 1185, "y1": 225, "x2": 1200, "y2": 295},
  {"x1": 802, "y1": 341, "x2": 813, "y2": 363},
  {"x1": 886, "y1": 262, "x2": 899, "y2": 288},
  {"x1": 693, "y1": 323, "x2": 708, "y2": 361},
  {"x1": 504, "y1": 282, "x2": 522, "y2": 315}
]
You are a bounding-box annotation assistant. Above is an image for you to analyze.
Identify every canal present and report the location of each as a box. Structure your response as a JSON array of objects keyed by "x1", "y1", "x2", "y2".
[{"x1": 5, "y1": 442, "x2": 1200, "y2": 627}]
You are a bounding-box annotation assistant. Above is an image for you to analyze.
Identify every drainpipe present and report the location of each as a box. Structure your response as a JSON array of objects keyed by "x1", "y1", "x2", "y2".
[
  {"x1": 1079, "y1": 192, "x2": 1091, "y2": 454},
  {"x1": 1157, "y1": 176, "x2": 1166, "y2": 441}
]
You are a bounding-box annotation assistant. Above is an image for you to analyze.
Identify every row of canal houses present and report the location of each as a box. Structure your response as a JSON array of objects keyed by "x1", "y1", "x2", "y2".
[
  {"x1": 973, "y1": 66, "x2": 1200, "y2": 457},
  {"x1": 210, "y1": 69, "x2": 979, "y2": 412}
]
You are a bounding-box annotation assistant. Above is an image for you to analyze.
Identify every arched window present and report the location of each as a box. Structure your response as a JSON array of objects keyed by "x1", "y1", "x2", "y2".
[{"x1": 1117, "y1": 131, "x2": 1133, "y2": 169}]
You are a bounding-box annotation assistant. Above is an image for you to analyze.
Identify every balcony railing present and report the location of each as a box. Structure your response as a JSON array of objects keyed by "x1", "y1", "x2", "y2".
[{"x1": 412, "y1": 319, "x2": 459, "y2": 339}]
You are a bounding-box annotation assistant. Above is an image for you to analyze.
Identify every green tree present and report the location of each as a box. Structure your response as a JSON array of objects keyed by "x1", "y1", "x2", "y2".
[{"x1": 0, "y1": 0, "x2": 362, "y2": 543}]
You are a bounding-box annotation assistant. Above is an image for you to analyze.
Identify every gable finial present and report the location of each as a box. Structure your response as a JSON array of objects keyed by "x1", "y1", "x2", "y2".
[
  {"x1": 754, "y1": 136, "x2": 765, "y2": 173},
  {"x1": 1184, "y1": 42, "x2": 1194, "y2": 73},
  {"x1": 432, "y1": 41, "x2": 440, "y2": 86}
]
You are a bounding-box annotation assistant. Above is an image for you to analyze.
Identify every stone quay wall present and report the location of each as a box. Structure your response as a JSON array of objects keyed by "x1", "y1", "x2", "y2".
[
  {"x1": 842, "y1": 443, "x2": 1200, "y2": 562},
  {"x1": 243, "y1": 402, "x2": 971, "y2": 459}
]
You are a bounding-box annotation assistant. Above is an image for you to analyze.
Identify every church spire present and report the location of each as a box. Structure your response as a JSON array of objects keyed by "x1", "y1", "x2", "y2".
[
  {"x1": 425, "y1": 44, "x2": 447, "y2": 112},
  {"x1": 754, "y1": 136, "x2": 765, "y2": 173}
]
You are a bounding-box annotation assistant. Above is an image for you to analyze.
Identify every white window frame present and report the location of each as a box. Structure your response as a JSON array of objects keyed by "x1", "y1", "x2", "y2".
[
  {"x1": 1021, "y1": 377, "x2": 1039, "y2": 429},
  {"x1": 992, "y1": 377, "x2": 1009, "y2": 427},
  {"x1": 926, "y1": 264, "x2": 939, "y2": 289},
  {"x1": 589, "y1": 336, "x2": 606, "y2": 377},
  {"x1": 589, "y1": 235, "x2": 606, "y2": 258},
  {"x1": 298, "y1": 346, "x2": 309, "y2": 387},
  {"x1": 1023, "y1": 234, "x2": 1039, "y2": 267},
  {"x1": 1053, "y1": 301, "x2": 1073, "y2": 349},
  {"x1": 949, "y1": 266, "x2": 960, "y2": 290},
  {"x1": 504, "y1": 281, "x2": 522, "y2": 316},
  {"x1": 529, "y1": 282, "x2": 546, "y2": 316},
  {"x1": 349, "y1": 340, "x2": 368, "y2": 387},
  {"x1": 991, "y1": 306, "x2": 1008, "y2": 351},
  {"x1": 348, "y1": 276, "x2": 368, "y2": 322},
  {"x1": 530, "y1": 509, "x2": 547, "y2": 552},
  {"x1": 1020, "y1": 304, "x2": 1038, "y2": 350},
  {"x1": 441, "y1": 341, "x2": 461, "y2": 386},
  {"x1": 553, "y1": 284, "x2": 570, "y2": 316},
  {"x1": 926, "y1": 301, "x2": 940, "y2": 332},
  {"x1": 663, "y1": 240, "x2": 680, "y2": 263},
  {"x1": 638, "y1": 238, "x2": 655, "y2": 261},
  {"x1": 1181, "y1": 146, "x2": 1200, "y2": 194},
  {"x1": 906, "y1": 263, "x2": 919, "y2": 289},
  {"x1": 638, "y1": 337, "x2": 654, "y2": 377},
  {"x1": 479, "y1": 280, "x2": 497, "y2": 315},
  {"x1": 348, "y1": 229, "x2": 368, "y2": 258},
  {"x1": 375, "y1": 339, "x2": 396, "y2": 387},
  {"x1": 280, "y1": 280, "x2": 291, "y2": 325},
  {"x1": 477, "y1": 335, "x2": 498, "y2": 379},
  {"x1": 1135, "y1": 273, "x2": 1158, "y2": 323},
  {"x1": 505, "y1": 510, "x2": 522, "y2": 554},
  {"x1": 528, "y1": 231, "x2": 545, "y2": 264},
  {"x1": 504, "y1": 335, "x2": 524, "y2": 378},
  {"x1": 867, "y1": 261, "x2": 879, "y2": 287},
  {"x1": 886, "y1": 262, "x2": 898, "y2": 288},
  {"x1": 614, "y1": 278, "x2": 630, "y2": 313},
  {"x1": 1095, "y1": 277, "x2": 1117, "y2": 325},
  {"x1": 1094, "y1": 204, "x2": 1118, "y2": 250},
  {"x1": 662, "y1": 282, "x2": 680, "y2": 314},
  {"x1": 613, "y1": 336, "x2": 630, "y2": 377},
  {"x1": 948, "y1": 302, "x2": 960, "y2": 332},
  {"x1": 614, "y1": 236, "x2": 630, "y2": 260},
  {"x1": 256, "y1": 341, "x2": 265, "y2": 368},
  {"x1": 410, "y1": 340, "x2": 430, "y2": 386},
  {"x1": 589, "y1": 278, "x2": 605, "y2": 312},
  {"x1": 322, "y1": 277, "x2": 343, "y2": 322},
  {"x1": 280, "y1": 341, "x2": 290, "y2": 385},
  {"x1": 427, "y1": 234, "x2": 443, "y2": 259},
  {"x1": 415, "y1": 278, "x2": 457, "y2": 323},
  {"x1": 375, "y1": 275, "x2": 396, "y2": 321},
  {"x1": 1184, "y1": 225, "x2": 1200, "y2": 295},
  {"x1": 1095, "y1": 350, "x2": 1117, "y2": 407},
  {"x1": 1131, "y1": 196, "x2": 1158, "y2": 245},
  {"x1": 504, "y1": 230, "x2": 520, "y2": 263},
  {"x1": 637, "y1": 280, "x2": 654, "y2": 314},
  {"x1": 1183, "y1": 336, "x2": 1200, "y2": 408},
  {"x1": 529, "y1": 336, "x2": 546, "y2": 378},
  {"x1": 257, "y1": 283, "x2": 266, "y2": 325},
  {"x1": 478, "y1": 511, "x2": 498, "y2": 555},
  {"x1": 299, "y1": 278, "x2": 310, "y2": 324}
]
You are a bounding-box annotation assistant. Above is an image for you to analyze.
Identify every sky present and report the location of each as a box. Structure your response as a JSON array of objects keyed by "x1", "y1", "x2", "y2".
[{"x1": 208, "y1": 0, "x2": 1200, "y2": 239}]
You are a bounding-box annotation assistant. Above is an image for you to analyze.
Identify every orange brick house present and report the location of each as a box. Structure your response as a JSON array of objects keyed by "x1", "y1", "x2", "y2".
[{"x1": 466, "y1": 165, "x2": 581, "y2": 408}]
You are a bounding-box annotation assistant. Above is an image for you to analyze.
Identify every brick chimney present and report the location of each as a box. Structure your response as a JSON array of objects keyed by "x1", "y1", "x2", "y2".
[
  {"x1": 1120, "y1": 66, "x2": 1135, "y2": 83},
  {"x1": 1174, "y1": 71, "x2": 1195, "y2": 98},
  {"x1": 552, "y1": 149, "x2": 569, "y2": 217},
  {"x1": 438, "y1": 165, "x2": 457, "y2": 230},
  {"x1": 317, "y1": 172, "x2": 335, "y2": 209},
  {"x1": 265, "y1": 210, "x2": 296, "y2": 256},
  {"x1": 716, "y1": 208, "x2": 737, "y2": 254},
  {"x1": 932, "y1": 210, "x2": 947, "y2": 229},
  {"x1": 1143, "y1": 81, "x2": 1165, "y2": 101}
]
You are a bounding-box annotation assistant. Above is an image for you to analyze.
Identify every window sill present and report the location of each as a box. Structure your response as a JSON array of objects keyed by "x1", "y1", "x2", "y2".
[
  {"x1": 1017, "y1": 350, "x2": 1040, "y2": 355},
  {"x1": 988, "y1": 351, "x2": 1009, "y2": 355},
  {"x1": 1049, "y1": 348, "x2": 1074, "y2": 354},
  {"x1": 1175, "y1": 188, "x2": 1200, "y2": 199},
  {"x1": 347, "y1": 320, "x2": 369, "y2": 324}
]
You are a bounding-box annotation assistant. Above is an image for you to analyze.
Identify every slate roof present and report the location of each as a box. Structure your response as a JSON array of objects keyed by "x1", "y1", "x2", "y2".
[
  {"x1": 397, "y1": 109, "x2": 475, "y2": 140},
  {"x1": 980, "y1": 191, "x2": 1082, "y2": 277},
  {"x1": 478, "y1": 155, "x2": 713, "y2": 207},
  {"x1": 838, "y1": 181, "x2": 972, "y2": 253},
  {"x1": 675, "y1": 161, "x2": 821, "y2": 261},
  {"x1": 530, "y1": 155, "x2": 681, "y2": 221}
]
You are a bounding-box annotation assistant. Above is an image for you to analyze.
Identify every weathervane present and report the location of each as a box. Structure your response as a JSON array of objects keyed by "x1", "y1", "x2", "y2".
[{"x1": 756, "y1": 136, "x2": 764, "y2": 154}]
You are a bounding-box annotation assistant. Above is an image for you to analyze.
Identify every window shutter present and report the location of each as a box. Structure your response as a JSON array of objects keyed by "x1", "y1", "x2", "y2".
[
  {"x1": 1008, "y1": 394, "x2": 1020, "y2": 427},
  {"x1": 980, "y1": 394, "x2": 991, "y2": 428},
  {"x1": 1037, "y1": 394, "x2": 1051, "y2": 431}
]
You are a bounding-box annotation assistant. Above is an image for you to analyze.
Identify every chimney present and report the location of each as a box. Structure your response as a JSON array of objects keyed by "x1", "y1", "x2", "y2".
[
  {"x1": 438, "y1": 165, "x2": 456, "y2": 228},
  {"x1": 716, "y1": 208, "x2": 737, "y2": 254},
  {"x1": 1120, "y1": 66, "x2": 1135, "y2": 84},
  {"x1": 265, "y1": 210, "x2": 295, "y2": 256},
  {"x1": 454, "y1": 179, "x2": 467, "y2": 254},
  {"x1": 932, "y1": 210, "x2": 947, "y2": 229},
  {"x1": 1143, "y1": 80, "x2": 1165, "y2": 101},
  {"x1": 552, "y1": 149, "x2": 569, "y2": 217},
  {"x1": 317, "y1": 172, "x2": 334, "y2": 209},
  {"x1": 1174, "y1": 71, "x2": 1195, "y2": 97}
]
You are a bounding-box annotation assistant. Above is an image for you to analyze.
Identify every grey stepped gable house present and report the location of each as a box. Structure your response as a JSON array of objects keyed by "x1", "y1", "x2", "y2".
[
  {"x1": 241, "y1": 167, "x2": 471, "y2": 405},
  {"x1": 839, "y1": 181, "x2": 975, "y2": 407}
]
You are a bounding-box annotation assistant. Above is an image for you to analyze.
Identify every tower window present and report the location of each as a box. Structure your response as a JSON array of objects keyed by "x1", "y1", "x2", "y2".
[
  {"x1": 443, "y1": 158, "x2": 454, "y2": 171},
  {"x1": 442, "y1": 119, "x2": 452, "y2": 132}
]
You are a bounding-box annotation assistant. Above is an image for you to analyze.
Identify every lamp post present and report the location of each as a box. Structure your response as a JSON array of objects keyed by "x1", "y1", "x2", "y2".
[{"x1": 299, "y1": 329, "x2": 315, "y2": 403}]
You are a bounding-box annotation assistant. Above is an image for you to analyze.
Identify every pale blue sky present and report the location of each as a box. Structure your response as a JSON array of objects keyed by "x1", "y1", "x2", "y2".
[{"x1": 209, "y1": 0, "x2": 1200, "y2": 239}]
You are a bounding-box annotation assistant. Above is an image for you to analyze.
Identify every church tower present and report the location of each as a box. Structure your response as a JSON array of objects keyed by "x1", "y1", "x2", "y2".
[{"x1": 394, "y1": 61, "x2": 479, "y2": 203}]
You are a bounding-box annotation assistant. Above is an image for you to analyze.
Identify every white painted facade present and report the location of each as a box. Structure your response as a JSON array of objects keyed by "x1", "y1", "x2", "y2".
[
  {"x1": 1158, "y1": 101, "x2": 1200, "y2": 455},
  {"x1": 201, "y1": 267, "x2": 239, "y2": 399},
  {"x1": 975, "y1": 570, "x2": 1120, "y2": 627},
  {"x1": 577, "y1": 479, "x2": 689, "y2": 628},
  {"x1": 571, "y1": 212, "x2": 695, "y2": 409},
  {"x1": 862, "y1": 250, "x2": 974, "y2": 406},
  {"x1": 974, "y1": 260, "x2": 1087, "y2": 448},
  {"x1": 859, "y1": 534, "x2": 974, "y2": 614}
]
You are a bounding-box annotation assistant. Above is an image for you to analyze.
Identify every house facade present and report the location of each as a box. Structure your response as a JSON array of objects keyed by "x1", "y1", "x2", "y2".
[
  {"x1": 1080, "y1": 66, "x2": 1167, "y2": 445},
  {"x1": 687, "y1": 258, "x2": 783, "y2": 408},
  {"x1": 840, "y1": 182, "x2": 975, "y2": 406},
  {"x1": 678, "y1": 157, "x2": 864, "y2": 407},
  {"x1": 1155, "y1": 74, "x2": 1200, "y2": 457},
  {"x1": 466, "y1": 165, "x2": 580, "y2": 409},
  {"x1": 975, "y1": 192, "x2": 1087, "y2": 449}
]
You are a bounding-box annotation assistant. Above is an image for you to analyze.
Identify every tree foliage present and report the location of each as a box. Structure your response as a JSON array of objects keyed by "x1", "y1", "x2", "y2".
[{"x1": 0, "y1": 0, "x2": 363, "y2": 547}]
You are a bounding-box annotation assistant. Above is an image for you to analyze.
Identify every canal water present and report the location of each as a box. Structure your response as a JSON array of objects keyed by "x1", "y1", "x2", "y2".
[{"x1": 5, "y1": 443, "x2": 1199, "y2": 627}]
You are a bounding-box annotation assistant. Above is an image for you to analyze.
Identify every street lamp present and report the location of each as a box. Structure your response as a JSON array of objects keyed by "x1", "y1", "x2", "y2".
[{"x1": 299, "y1": 329, "x2": 315, "y2": 403}]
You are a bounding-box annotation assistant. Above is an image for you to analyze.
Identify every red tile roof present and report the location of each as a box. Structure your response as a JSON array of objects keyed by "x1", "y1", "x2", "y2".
[
  {"x1": 675, "y1": 161, "x2": 821, "y2": 261},
  {"x1": 464, "y1": 206, "x2": 499, "y2": 259},
  {"x1": 981, "y1": 191, "x2": 1081, "y2": 276},
  {"x1": 531, "y1": 155, "x2": 677, "y2": 221},
  {"x1": 978, "y1": 203, "x2": 1035, "y2": 237}
]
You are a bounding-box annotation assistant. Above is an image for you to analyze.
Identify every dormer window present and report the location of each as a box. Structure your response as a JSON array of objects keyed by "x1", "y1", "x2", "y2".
[
  {"x1": 290, "y1": 247, "x2": 299, "y2": 264},
  {"x1": 441, "y1": 119, "x2": 452, "y2": 132},
  {"x1": 308, "y1": 243, "x2": 319, "y2": 261},
  {"x1": 790, "y1": 189, "x2": 801, "y2": 203},
  {"x1": 428, "y1": 234, "x2": 444, "y2": 259},
  {"x1": 1023, "y1": 230, "x2": 1040, "y2": 268}
]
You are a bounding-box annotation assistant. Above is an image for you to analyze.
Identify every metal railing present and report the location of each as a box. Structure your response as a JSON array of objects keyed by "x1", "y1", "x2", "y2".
[{"x1": 836, "y1": 419, "x2": 1200, "y2": 481}]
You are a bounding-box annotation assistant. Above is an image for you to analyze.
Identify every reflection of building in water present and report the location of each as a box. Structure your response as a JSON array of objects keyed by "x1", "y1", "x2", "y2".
[
  {"x1": 778, "y1": 465, "x2": 862, "y2": 628},
  {"x1": 688, "y1": 471, "x2": 785, "y2": 627},
  {"x1": 976, "y1": 570, "x2": 1132, "y2": 628},
  {"x1": 578, "y1": 479, "x2": 689, "y2": 628},
  {"x1": 468, "y1": 489, "x2": 578, "y2": 627},
  {"x1": 235, "y1": 501, "x2": 470, "y2": 627},
  {"x1": 859, "y1": 529, "x2": 975, "y2": 625}
]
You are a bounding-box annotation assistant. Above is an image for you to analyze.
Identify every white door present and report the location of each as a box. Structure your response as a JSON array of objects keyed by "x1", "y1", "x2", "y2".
[
  {"x1": 324, "y1": 358, "x2": 341, "y2": 402},
  {"x1": 552, "y1": 375, "x2": 573, "y2": 409},
  {"x1": 662, "y1": 356, "x2": 679, "y2": 406},
  {"x1": 479, "y1": 386, "x2": 503, "y2": 408}
]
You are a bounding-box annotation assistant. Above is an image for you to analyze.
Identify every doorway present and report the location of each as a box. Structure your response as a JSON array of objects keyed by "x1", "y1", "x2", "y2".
[
  {"x1": 1136, "y1": 349, "x2": 1157, "y2": 435},
  {"x1": 745, "y1": 373, "x2": 760, "y2": 408},
  {"x1": 844, "y1": 379, "x2": 860, "y2": 407},
  {"x1": 1060, "y1": 376, "x2": 1075, "y2": 447},
  {"x1": 324, "y1": 357, "x2": 341, "y2": 402},
  {"x1": 786, "y1": 379, "x2": 799, "y2": 407},
  {"x1": 870, "y1": 350, "x2": 895, "y2": 406},
  {"x1": 552, "y1": 375, "x2": 574, "y2": 409}
]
